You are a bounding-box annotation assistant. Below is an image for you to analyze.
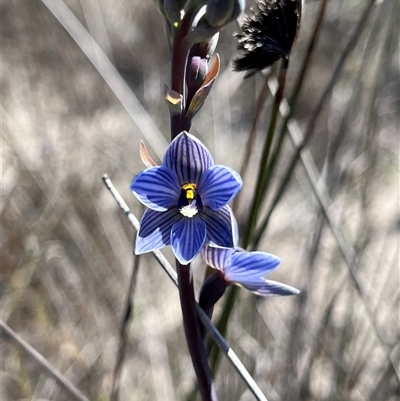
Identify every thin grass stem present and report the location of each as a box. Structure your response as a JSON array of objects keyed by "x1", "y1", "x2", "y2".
[
  {"x1": 41, "y1": 0, "x2": 169, "y2": 160},
  {"x1": 243, "y1": 59, "x2": 289, "y2": 248},
  {"x1": 257, "y1": 0, "x2": 330, "y2": 213},
  {"x1": 110, "y1": 254, "x2": 140, "y2": 401},
  {"x1": 209, "y1": 59, "x2": 290, "y2": 375},
  {"x1": 233, "y1": 72, "x2": 272, "y2": 212},
  {"x1": 252, "y1": 0, "x2": 379, "y2": 248},
  {"x1": 0, "y1": 319, "x2": 90, "y2": 401}
]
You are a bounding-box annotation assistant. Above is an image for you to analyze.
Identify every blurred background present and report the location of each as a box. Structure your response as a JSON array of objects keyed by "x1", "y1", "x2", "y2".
[{"x1": 1, "y1": 0, "x2": 399, "y2": 400}]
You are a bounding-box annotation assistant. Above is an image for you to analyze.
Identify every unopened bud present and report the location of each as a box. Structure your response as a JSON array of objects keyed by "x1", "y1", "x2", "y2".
[
  {"x1": 206, "y1": 0, "x2": 245, "y2": 28},
  {"x1": 199, "y1": 270, "x2": 227, "y2": 312},
  {"x1": 187, "y1": 0, "x2": 244, "y2": 43},
  {"x1": 186, "y1": 56, "x2": 208, "y2": 93},
  {"x1": 186, "y1": 54, "x2": 220, "y2": 120},
  {"x1": 192, "y1": 32, "x2": 220, "y2": 59},
  {"x1": 163, "y1": 0, "x2": 182, "y2": 26}
]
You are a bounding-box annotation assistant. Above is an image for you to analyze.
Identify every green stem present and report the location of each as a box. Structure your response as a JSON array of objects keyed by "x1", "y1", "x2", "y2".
[
  {"x1": 233, "y1": 72, "x2": 272, "y2": 213},
  {"x1": 208, "y1": 286, "x2": 239, "y2": 372},
  {"x1": 252, "y1": 0, "x2": 377, "y2": 249},
  {"x1": 210, "y1": 59, "x2": 289, "y2": 373},
  {"x1": 242, "y1": 58, "x2": 289, "y2": 248},
  {"x1": 255, "y1": 0, "x2": 330, "y2": 226}
]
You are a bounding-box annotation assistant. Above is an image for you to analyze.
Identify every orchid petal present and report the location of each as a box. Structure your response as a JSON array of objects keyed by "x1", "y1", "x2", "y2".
[
  {"x1": 240, "y1": 279, "x2": 300, "y2": 296},
  {"x1": 163, "y1": 132, "x2": 214, "y2": 185},
  {"x1": 199, "y1": 165, "x2": 242, "y2": 210},
  {"x1": 171, "y1": 217, "x2": 207, "y2": 264},
  {"x1": 131, "y1": 166, "x2": 180, "y2": 211},
  {"x1": 201, "y1": 206, "x2": 236, "y2": 248},
  {"x1": 135, "y1": 208, "x2": 181, "y2": 254},
  {"x1": 138, "y1": 208, "x2": 182, "y2": 238},
  {"x1": 229, "y1": 251, "x2": 281, "y2": 276},
  {"x1": 202, "y1": 245, "x2": 233, "y2": 271}
]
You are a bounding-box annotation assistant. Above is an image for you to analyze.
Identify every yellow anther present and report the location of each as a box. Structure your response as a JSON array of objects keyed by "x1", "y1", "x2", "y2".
[{"x1": 181, "y1": 183, "x2": 197, "y2": 201}]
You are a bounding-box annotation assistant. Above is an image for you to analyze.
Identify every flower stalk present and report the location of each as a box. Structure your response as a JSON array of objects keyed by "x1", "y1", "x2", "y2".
[
  {"x1": 177, "y1": 261, "x2": 218, "y2": 401},
  {"x1": 170, "y1": 10, "x2": 195, "y2": 137},
  {"x1": 168, "y1": 7, "x2": 228, "y2": 401}
]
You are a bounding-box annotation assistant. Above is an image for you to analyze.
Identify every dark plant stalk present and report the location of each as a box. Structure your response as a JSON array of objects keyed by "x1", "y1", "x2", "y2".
[
  {"x1": 233, "y1": 71, "x2": 272, "y2": 212},
  {"x1": 243, "y1": 58, "x2": 289, "y2": 248},
  {"x1": 177, "y1": 261, "x2": 218, "y2": 401},
  {"x1": 210, "y1": 0, "x2": 376, "y2": 375},
  {"x1": 252, "y1": 0, "x2": 330, "y2": 226},
  {"x1": 252, "y1": 0, "x2": 378, "y2": 249},
  {"x1": 209, "y1": 59, "x2": 289, "y2": 374},
  {"x1": 279, "y1": 0, "x2": 330, "y2": 145},
  {"x1": 170, "y1": 10, "x2": 197, "y2": 138}
]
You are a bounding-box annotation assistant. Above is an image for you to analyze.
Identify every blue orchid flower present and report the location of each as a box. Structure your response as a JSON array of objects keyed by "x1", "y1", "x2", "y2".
[
  {"x1": 130, "y1": 131, "x2": 242, "y2": 264},
  {"x1": 200, "y1": 245, "x2": 300, "y2": 302}
]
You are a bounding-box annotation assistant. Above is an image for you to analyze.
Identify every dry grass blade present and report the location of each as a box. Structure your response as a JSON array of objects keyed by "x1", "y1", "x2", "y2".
[
  {"x1": 110, "y1": 254, "x2": 140, "y2": 401},
  {"x1": 102, "y1": 175, "x2": 269, "y2": 401},
  {"x1": 0, "y1": 320, "x2": 90, "y2": 401},
  {"x1": 41, "y1": 0, "x2": 168, "y2": 160}
]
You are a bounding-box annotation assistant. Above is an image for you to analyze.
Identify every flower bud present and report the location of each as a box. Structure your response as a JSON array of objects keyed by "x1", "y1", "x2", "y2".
[
  {"x1": 162, "y1": 0, "x2": 182, "y2": 26},
  {"x1": 192, "y1": 31, "x2": 220, "y2": 59},
  {"x1": 199, "y1": 270, "x2": 228, "y2": 313},
  {"x1": 186, "y1": 55, "x2": 209, "y2": 94},
  {"x1": 185, "y1": 54, "x2": 220, "y2": 120},
  {"x1": 187, "y1": 0, "x2": 245, "y2": 43},
  {"x1": 206, "y1": 0, "x2": 245, "y2": 28}
]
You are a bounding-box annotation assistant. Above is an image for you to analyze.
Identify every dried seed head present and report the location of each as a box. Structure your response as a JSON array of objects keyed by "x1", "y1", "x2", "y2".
[{"x1": 234, "y1": 0, "x2": 302, "y2": 75}]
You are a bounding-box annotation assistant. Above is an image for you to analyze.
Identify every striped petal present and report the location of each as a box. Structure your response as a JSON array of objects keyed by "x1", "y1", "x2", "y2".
[
  {"x1": 202, "y1": 245, "x2": 233, "y2": 271},
  {"x1": 138, "y1": 208, "x2": 182, "y2": 238},
  {"x1": 239, "y1": 279, "x2": 300, "y2": 296},
  {"x1": 135, "y1": 208, "x2": 182, "y2": 254},
  {"x1": 163, "y1": 132, "x2": 214, "y2": 185},
  {"x1": 130, "y1": 166, "x2": 180, "y2": 211},
  {"x1": 199, "y1": 165, "x2": 242, "y2": 210},
  {"x1": 201, "y1": 206, "x2": 236, "y2": 248},
  {"x1": 171, "y1": 217, "x2": 207, "y2": 264},
  {"x1": 230, "y1": 251, "x2": 281, "y2": 276}
]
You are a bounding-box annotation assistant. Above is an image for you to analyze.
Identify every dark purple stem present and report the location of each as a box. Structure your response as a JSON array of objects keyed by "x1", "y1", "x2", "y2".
[
  {"x1": 170, "y1": 12, "x2": 195, "y2": 138},
  {"x1": 170, "y1": 9, "x2": 218, "y2": 400},
  {"x1": 176, "y1": 261, "x2": 218, "y2": 401}
]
